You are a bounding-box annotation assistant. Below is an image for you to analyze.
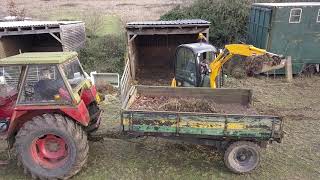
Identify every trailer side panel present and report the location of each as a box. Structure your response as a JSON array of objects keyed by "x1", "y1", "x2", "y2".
[{"x1": 122, "y1": 111, "x2": 281, "y2": 141}]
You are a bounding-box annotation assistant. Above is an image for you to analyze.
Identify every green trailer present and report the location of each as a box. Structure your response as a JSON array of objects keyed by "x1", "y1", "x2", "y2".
[
  {"x1": 248, "y1": 2, "x2": 320, "y2": 74},
  {"x1": 121, "y1": 86, "x2": 284, "y2": 174}
]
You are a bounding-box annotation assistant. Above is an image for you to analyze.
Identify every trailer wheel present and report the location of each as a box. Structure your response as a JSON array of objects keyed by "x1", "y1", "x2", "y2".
[
  {"x1": 15, "y1": 114, "x2": 88, "y2": 179},
  {"x1": 224, "y1": 141, "x2": 260, "y2": 174}
]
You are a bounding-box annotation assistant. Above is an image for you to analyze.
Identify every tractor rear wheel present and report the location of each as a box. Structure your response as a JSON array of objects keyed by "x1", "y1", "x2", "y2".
[
  {"x1": 15, "y1": 114, "x2": 88, "y2": 179},
  {"x1": 224, "y1": 141, "x2": 260, "y2": 174}
]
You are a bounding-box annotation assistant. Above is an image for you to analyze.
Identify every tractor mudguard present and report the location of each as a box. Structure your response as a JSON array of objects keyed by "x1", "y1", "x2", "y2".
[
  {"x1": 7, "y1": 101, "x2": 91, "y2": 138},
  {"x1": 60, "y1": 101, "x2": 91, "y2": 126}
]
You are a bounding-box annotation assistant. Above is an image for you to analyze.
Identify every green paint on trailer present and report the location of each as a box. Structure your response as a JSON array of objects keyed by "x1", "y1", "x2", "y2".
[
  {"x1": 178, "y1": 127, "x2": 225, "y2": 136},
  {"x1": 132, "y1": 125, "x2": 176, "y2": 133},
  {"x1": 122, "y1": 111, "x2": 281, "y2": 141},
  {"x1": 121, "y1": 86, "x2": 283, "y2": 143},
  {"x1": 248, "y1": 3, "x2": 320, "y2": 74}
]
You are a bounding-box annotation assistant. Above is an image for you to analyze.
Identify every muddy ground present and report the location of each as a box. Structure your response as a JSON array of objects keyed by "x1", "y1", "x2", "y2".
[{"x1": 1, "y1": 75, "x2": 320, "y2": 179}]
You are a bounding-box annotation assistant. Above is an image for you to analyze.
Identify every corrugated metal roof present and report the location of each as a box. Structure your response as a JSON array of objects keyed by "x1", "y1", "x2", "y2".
[
  {"x1": 0, "y1": 52, "x2": 78, "y2": 65},
  {"x1": 0, "y1": 21, "x2": 83, "y2": 29},
  {"x1": 126, "y1": 19, "x2": 210, "y2": 28},
  {"x1": 253, "y1": 2, "x2": 320, "y2": 7}
]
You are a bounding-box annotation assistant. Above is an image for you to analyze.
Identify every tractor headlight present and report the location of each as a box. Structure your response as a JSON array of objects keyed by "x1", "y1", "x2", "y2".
[{"x1": 95, "y1": 94, "x2": 101, "y2": 103}]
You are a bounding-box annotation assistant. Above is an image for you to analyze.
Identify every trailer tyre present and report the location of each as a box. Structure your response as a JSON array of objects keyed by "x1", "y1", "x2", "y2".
[
  {"x1": 224, "y1": 141, "x2": 260, "y2": 174},
  {"x1": 15, "y1": 114, "x2": 88, "y2": 179}
]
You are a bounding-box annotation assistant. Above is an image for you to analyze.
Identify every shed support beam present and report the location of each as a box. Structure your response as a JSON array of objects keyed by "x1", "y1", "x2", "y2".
[
  {"x1": 49, "y1": 32, "x2": 62, "y2": 44},
  {"x1": 129, "y1": 34, "x2": 137, "y2": 42}
]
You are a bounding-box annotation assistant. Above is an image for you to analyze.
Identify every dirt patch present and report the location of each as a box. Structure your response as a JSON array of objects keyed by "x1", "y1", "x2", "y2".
[
  {"x1": 223, "y1": 75, "x2": 320, "y2": 119},
  {"x1": 136, "y1": 66, "x2": 173, "y2": 86},
  {"x1": 130, "y1": 95, "x2": 257, "y2": 114},
  {"x1": 60, "y1": 3, "x2": 78, "y2": 7}
]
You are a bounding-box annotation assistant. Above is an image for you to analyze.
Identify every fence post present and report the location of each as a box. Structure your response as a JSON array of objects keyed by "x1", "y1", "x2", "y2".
[{"x1": 285, "y1": 56, "x2": 293, "y2": 82}]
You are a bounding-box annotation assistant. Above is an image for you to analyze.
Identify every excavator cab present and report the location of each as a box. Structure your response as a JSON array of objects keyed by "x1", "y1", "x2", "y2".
[
  {"x1": 174, "y1": 43, "x2": 218, "y2": 87},
  {"x1": 173, "y1": 41, "x2": 286, "y2": 89}
]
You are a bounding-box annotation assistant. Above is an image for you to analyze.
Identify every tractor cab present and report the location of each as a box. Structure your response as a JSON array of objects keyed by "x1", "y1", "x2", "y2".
[
  {"x1": 0, "y1": 52, "x2": 102, "y2": 137},
  {"x1": 0, "y1": 52, "x2": 102, "y2": 179},
  {"x1": 174, "y1": 43, "x2": 218, "y2": 87}
]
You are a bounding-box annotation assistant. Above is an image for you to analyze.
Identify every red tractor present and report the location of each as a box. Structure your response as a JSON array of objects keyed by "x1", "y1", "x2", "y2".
[{"x1": 0, "y1": 52, "x2": 102, "y2": 179}]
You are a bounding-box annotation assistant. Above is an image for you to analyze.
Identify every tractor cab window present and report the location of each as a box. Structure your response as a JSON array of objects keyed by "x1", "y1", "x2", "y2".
[
  {"x1": 19, "y1": 65, "x2": 71, "y2": 104},
  {"x1": 0, "y1": 66, "x2": 21, "y2": 100},
  {"x1": 176, "y1": 47, "x2": 197, "y2": 85},
  {"x1": 62, "y1": 58, "x2": 86, "y2": 89}
]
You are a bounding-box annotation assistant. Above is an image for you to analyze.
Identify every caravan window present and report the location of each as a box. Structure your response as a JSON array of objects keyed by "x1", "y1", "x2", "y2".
[{"x1": 289, "y1": 8, "x2": 302, "y2": 23}]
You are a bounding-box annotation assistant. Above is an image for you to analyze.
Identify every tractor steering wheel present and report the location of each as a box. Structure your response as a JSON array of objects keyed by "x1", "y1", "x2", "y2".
[{"x1": 24, "y1": 84, "x2": 35, "y2": 98}]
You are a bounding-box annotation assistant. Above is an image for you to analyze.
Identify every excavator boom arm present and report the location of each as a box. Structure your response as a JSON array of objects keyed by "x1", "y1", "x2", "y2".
[{"x1": 209, "y1": 44, "x2": 284, "y2": 88}]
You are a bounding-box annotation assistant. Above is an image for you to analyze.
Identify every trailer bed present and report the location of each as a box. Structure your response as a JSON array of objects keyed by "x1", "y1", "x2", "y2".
[
  {"x1": 121, "y1": 86, "x2": 283, "y2": 142},
  {"x1": 130, "y1": 96, "x2": 258, "y2": 115}
]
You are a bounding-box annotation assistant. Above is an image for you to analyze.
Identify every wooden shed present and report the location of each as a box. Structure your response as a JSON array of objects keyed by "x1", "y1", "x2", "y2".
[
  {"x1": 125, "y1": 19, "x2": 210, "y2": 85},
  {"x1": 0, "y1": 21, "x2": 85, "y2": 58},
  {"x1": 248, "y1": 2, "x2": 320, "y2": 74}
]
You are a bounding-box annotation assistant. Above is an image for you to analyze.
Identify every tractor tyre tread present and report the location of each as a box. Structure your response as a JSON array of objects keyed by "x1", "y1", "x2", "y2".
[{"x1": 14, "y1": 113, "x2": 88, "y2": 180}]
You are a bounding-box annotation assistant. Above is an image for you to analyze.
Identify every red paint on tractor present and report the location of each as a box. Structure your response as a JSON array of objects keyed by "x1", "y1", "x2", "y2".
[
  {"x1": 61, "y1": 101, "x2": 90, "y2": 126},
  {"x1": 7, "y1": 110, "x2": 45, "y2": 136},
  {"x1": 0, "y1": 89, "x2": 18, "y2": 119},
  {"x1": 81, "y1": 85, "x2": 97, "y2": 106},
  {"x1": 7, "y1": 101, "x2": 90, "y2": 136},
  {"x1": 30, "y1": 134, "x2": 68, "y2": 169}
]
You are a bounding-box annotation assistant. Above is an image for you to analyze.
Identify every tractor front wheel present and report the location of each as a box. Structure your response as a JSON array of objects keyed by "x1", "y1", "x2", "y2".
[{"x1": 15, "y1": 114, "x2": 88, "y2": 179}]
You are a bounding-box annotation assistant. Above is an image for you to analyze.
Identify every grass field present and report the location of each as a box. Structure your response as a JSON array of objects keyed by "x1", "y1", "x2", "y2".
[
  {"x1": 0, "y1": 0, "x2": 193, "y2": 22},
  {"x1": 46, "y1": 10, "x2": 122, "y2": 36},
  {"x1": 1, "y1": 76, "x2": 320, "y2": 180}
]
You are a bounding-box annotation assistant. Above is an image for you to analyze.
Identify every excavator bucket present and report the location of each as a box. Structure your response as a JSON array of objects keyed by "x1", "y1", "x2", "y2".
[
  {"x1": 260, "y1": 59, "x2": 287, "y2": 73},
  {"x1": 246, "y1": 55, "x2": 286, "y2": 75}
]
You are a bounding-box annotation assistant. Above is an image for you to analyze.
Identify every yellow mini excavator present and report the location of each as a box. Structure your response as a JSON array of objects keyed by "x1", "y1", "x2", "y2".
[{"x1": 171, "y1": 34, "x2": 286, "y2": 88}]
